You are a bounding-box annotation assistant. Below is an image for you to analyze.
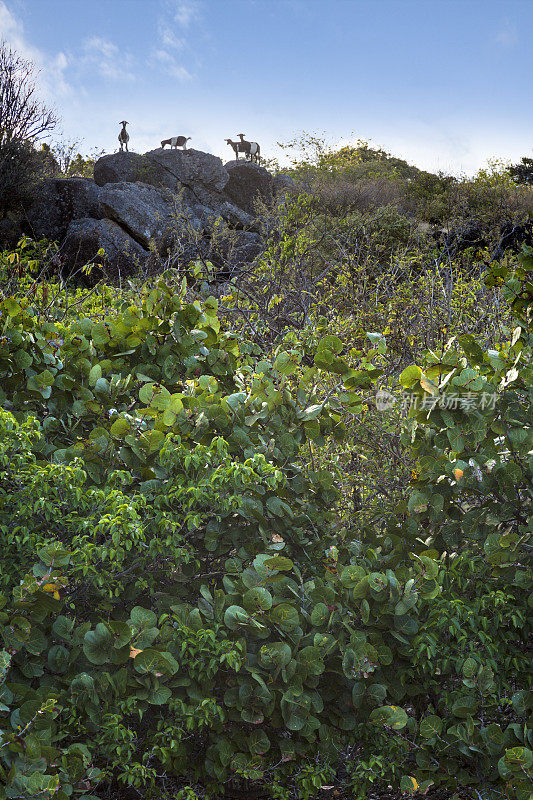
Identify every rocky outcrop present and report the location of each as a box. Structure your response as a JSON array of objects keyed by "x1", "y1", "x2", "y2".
[
  {"x1": 94, "y1": 149, "x2": 255, "y2": 232},
  {"x1": 98, "y1": 182, "x2": 182, "y2": 249},
  {"x1": 229, "y1": 231, "x2": 263, "y2": 266},
  {"x1": 61, "y1": 218, "x2": 148, "y2": 275},
  {"x1": 156, "y1": 227, "x2": 263, "y2": 275},
  {"x1": 25, "y1": 178, "x2": 101, "y2": 242},
  {"x1": 223, "y1": 160, "x2": 275, "y2": 215},
  {"x1": 22, "y1": 149, "x2": 290, "y2": 279},
  {"x1": 273, "y1": 173, "x2": 296, "y2": 196},
  {"x1": 92, "y1": 152, "x2": 140, "y2": 188},
  {"x1": 94, "y1": 148, "x2": 229, "y2": 193}
]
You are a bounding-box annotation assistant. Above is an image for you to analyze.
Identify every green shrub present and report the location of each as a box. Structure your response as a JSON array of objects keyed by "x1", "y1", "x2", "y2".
[{"x1": 0, "y1": 251, "x2": 530, "y2": 799}]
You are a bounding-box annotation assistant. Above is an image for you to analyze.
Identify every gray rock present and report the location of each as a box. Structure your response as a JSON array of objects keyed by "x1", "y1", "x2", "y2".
[
  {"x1": 21, "y1": 147, "x2": 267, "y2": 279},
  {"x1": 60, "y1": 218, "x2": 147, "y2": 277},
  {"x1": 152, "y1": 148, "x2": 229, "y2": 192},
  {"x1": 223, "y1": 160, "x2": 275, "y2": 215},
  {"x1": 273, "y1": 173, "x2": 296, "y2": 196},
  {"x1": 24, "y1": 178, "x2": 101, "y2": 241},
  {"x1": 92, "y1": 152, "x2": 140, "y2": 187},
  {"x1": 94, "y1": 148, "x2": 229, "y2": 193},
  {"x1": 228, "y1": 230, "x2": 263, "y2": 266},
  {"x1": 159, "y1": 226, "x2": 262, "y2": 272},
  {"x1": 95, "y1": 175, "x2": 239, "y2": 245},
  {"x1": 0, "y1": 218, "x2": 22, "y2": 248},
  {"x1": 190, "y1": 184, "x2": 256, "y2": 228},
  {"x1": 98, "y1": 181, "x2": 183, "y2": 249}
]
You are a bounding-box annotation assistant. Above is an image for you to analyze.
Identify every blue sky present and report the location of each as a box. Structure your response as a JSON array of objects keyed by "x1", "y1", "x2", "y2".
[{"x1": 1, "y1": 0, "x2": 532, "y2": 174}]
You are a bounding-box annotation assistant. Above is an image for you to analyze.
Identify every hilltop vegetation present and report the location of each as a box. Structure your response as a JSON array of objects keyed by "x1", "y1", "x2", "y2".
[
  {"x1": 0, "y1": 162, "x2": 531, "y2": 800},
  {"x1": 0, "y1": 44, "x2": 532, "y2": 800}
]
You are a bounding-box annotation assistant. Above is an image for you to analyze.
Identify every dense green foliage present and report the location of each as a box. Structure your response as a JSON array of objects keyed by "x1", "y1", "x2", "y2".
[
  {"x1": 275, "y1": 136, "x2": 533, "y2": 253},
  {"x1": 509, "y1": 157, "x2": 533, "y2": 187},
  {"x1": 0, "y1": 138, "x2": 531, "y2": 800}
]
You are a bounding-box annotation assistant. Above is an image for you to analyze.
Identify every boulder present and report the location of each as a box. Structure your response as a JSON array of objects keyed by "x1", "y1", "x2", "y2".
[
  {"x1": 151, "y1": 148, "x2": 229, "y2": 192},
  {"x1": 0, "y1": 218, "x2": 22, "y2": 249},
  {"x1": 24, "y1": 178, "x2": 101, "y2": 241},
  {"x1": 158, "y1": 227, "x2": 262, "y2": 273},
  {"x1": 189, "y1": 185, "x2": 256, "y2": 229},
  {"x1": 227, "y1": 230, "x2": 263, "y2": 266},
  {"x1": 60, "y1": 218, "x2": 147, "y2": 277},
  {"x1": 97, "y1": 181, "x2": 196, "y2": 249},
  {"x1": 92, "y1": 152, "x2": 140, "y2": 188},
  {"x1": 273, "y1": 173, "x2": 296, "y2": 196},
  {"x1": 93, "y1": 148, "x2": 256, "y2": 229},
  {"x1": 223, "y1": 160, "x2": 275, "y2": 214},
  {"x1": 94, "y1": 148, "x2": 229, "y2": 193},
  {"x1": 21, "y1": 147, "x2": 272, "y2": 279}
]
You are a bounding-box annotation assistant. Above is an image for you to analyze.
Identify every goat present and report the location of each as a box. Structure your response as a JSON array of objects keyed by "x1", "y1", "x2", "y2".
[
  {"x1": 161, "y1": 136, "x2": 191, "y2": 150},
  {"x1": 238, "y1": 133, "x2": 261, "y2": 163},
  {"x1": 225, "y1": 138, "x2": 247, "y2": 160},
  {"x1": 118, "y1": 121, "x2": 129, "y2": 152}
]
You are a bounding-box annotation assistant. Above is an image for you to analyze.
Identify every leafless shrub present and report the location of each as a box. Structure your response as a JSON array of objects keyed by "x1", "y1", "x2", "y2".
[
  {"x1": 298, "y1": 173, "x2": 406, "y2": 215},
  {"x1": 0, "y1": 40, "x2": 58, "y2": 218}
]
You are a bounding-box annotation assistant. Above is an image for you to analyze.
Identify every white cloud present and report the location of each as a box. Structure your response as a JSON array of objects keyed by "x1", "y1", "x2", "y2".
[
  {"x1": 171, "y1": 0, "x2": 200, "y2": 28},
  {"x1": 151, "y1": 48, "x2": 192, "y2": 81},
  {"x1": 495, "y1": 19, "x2": 518, "y2": 47},
  {"x1": 0, "y1": 0, "x2": 71, "y2": 100},
  {"x1": 157, "y1": 24, "x2": 185, "y2": 51},
  {"x1": 151, "y1": 0, "x2": 201, "y2": 81},
  {"x1": 82, "y1": 36, "x2": 135, "y2": 81}
]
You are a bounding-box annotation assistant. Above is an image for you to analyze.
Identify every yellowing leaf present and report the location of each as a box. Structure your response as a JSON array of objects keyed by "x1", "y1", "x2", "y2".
[
  {"x1": 420, "y1": 376, "x2": 438, "y2": 396},
  {"x1": 400, "y1": 775, "x2": 419, "y2": 795},
  {"x1": 454, "y1": 468, "x2": 463, "y2": 479},
  {"x1": 129, "y1": 647, "x2": 143, "y2": 659}
]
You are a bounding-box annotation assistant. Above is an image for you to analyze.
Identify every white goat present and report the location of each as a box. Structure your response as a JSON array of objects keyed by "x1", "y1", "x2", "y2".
[
  {"x1": 118, "y1": 121, "x2": 129, "y2": 152},
  {"x1": 237, "y1": 133, "x2": 261, "y2": 163},
  {"x1": 161, "y1": 136, "x2": 191, "y2": 150}
]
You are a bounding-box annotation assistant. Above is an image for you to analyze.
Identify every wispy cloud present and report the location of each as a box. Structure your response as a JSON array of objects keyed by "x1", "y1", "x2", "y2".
[
  {"x1": 0, "y1": 0, "x2": 71, "y2": 99},
  {"x1": 151, "y1": 48, "x2": 192, "y2": 81},
  {"x1": 157, "y1": 23, "x2": 185, "y2": 52},
  {"x1": 151, "y1": 0, "x2": 201, "y2": 80},
  {"x1": 495, "y1": 19, "x2": 518, "y2": 47},
  {"x1": 171, "y1": 0, "x2": 201, "y2": 28},
  {"x1": 82, "y1": 36, "x2": 135, "y2": 81}
]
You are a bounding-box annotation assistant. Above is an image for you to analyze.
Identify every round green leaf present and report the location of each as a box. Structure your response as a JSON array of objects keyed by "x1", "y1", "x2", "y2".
[
  {"x1": 259, "y1": 642, "x2": 292, "y2": 669},
  {"x1": 369, "y1": 705, "x2": 409, "y2": 730},
  {"x1": 243, "y1": 587, "x2": 273, "y2": 612},
  {"x1": 83, "y1": 624, "x2": 112, "y2": 665},
  {"x1": 419, "y1": 715, "x2": 443, "y2": 738},
  {"x1": 268, "y1": 603, "x2": 299, "y2": 631},
  {"x1": 310, "y1": 602, "x2": 330, "y2": 626},
  {"x1": 340, "y1": 565, "x2": 366, "y2": 588}
]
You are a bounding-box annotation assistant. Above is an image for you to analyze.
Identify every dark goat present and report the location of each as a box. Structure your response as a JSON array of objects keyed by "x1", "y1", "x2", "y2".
[
  {"x1": 238, "y1": 133, "x2": 260, "y2": 163},
  {"x1": 225, "y1": 138, "x2": 248, "y2": 160}
]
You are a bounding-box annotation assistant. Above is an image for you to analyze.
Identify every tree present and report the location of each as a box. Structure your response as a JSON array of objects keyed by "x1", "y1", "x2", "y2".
[
  {"x1": 508, "y1": 156, "x2": 533, "y2": 186},
  {"x1": 47, "y1": 138, "x2": 104, "y2": 178},
  {"x1": 0, "y1": 40, "x2": 57, "y2": 218}
]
